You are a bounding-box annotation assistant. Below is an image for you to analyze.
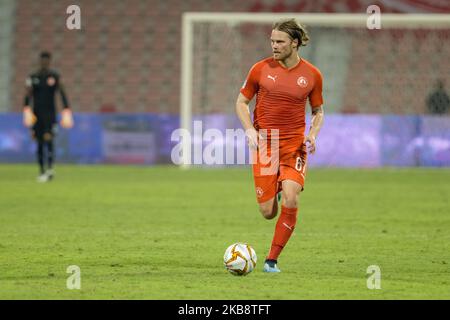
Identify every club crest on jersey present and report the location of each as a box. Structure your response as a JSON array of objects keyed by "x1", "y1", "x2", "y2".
[
  {"x1": 256, "y1": 187, "x2": 264, "y2": 198},
  {"x1": 47, "y1": 77, "x2": 56, "y2": 86},
  {"x1": 297, "y1": 76, "x2": 308, "y2": 88}
]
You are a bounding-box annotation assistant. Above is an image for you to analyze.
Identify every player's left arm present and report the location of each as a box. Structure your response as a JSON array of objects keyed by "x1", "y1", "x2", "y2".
[
  {"x1": 57, "y1": 77, "x2": 74, "y2": 128},
  {"x1": 304, "y1": 68, "x2": 324, "y2": 154},
  {"x1": 304, "y1": 106, "x2": 324, "y2": 154},
  {"x1": 57, "y1": 77, "x2": 70, "y2": 110}
]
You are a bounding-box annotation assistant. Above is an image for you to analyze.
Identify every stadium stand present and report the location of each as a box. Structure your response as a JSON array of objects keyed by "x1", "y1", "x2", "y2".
[
  {"x1": 11, "y1": 0, "x2": 254, "y2": 114},
  {"x1": 0, "y1": 0, "x2": 15, "y2": 112},
  {"x1": 6, "y1": 0, "x2": 450, "y2": 115}
]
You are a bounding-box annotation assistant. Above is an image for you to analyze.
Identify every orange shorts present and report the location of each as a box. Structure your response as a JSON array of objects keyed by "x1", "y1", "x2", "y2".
[{"x1": 252, "y1": 135, "x2": 307, "y2": 203}]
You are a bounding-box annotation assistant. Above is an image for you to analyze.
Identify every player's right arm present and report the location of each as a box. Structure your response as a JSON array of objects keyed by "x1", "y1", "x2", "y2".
[
  {"x1": 236, "y1": 63, "x2": 262, "y2": 150},
  {"x1": 236, "y1": 93, "x2": 258, "y2": 150},
  {"x1": 23, "y1": 77, "x2": 36, "y2": 127}
]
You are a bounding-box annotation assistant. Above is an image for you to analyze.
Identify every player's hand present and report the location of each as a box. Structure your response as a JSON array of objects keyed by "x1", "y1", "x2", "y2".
[
  {"x1": 245, "y1": 128, "x2": 260, "y2": 150},
  {"x1": 303, "y1": 134, "x2": 316, "y2": 154},
  {"x1": 60, "y1": 109, "x2": 74, "y2": 129},
  {"x1": 23, "y1": 106, "x2": 36, "y2": 127}
]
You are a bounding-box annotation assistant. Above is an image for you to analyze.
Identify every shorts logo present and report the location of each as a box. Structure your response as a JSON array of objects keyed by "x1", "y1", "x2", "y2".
[
  {"x1": 297, "y1": 76, "x2": 308, "y2": 88},
  {"x1": 47, "y1": 77, "x2": 56, "y2": 86},
  {"x1": 256, "y1": 187, "x2": 264, "y2": 198}
]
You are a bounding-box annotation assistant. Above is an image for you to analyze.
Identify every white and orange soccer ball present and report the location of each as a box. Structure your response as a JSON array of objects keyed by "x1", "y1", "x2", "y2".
[{"x1": 223, "y1": 243, "x2": 257, "y2": 276}]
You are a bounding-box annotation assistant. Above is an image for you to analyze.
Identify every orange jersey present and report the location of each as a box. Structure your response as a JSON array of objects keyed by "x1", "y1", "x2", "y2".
[{"x1": 240, "y1": 57, "x2": 323, "y2": 138}]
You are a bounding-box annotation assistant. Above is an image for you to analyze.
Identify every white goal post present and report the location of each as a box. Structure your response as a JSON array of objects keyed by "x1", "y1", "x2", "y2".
[{"x1": 180, "y1": 12, "x2": 450, "y2": 168}]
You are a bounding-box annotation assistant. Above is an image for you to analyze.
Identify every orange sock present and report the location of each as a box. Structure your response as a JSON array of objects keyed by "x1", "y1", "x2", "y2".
[{"x1": 267, "y1": 206, "x2": 298, "y2": 261}]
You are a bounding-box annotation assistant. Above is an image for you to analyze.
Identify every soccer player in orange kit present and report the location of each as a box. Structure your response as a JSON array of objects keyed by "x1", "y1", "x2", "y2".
[{"x1": 236, "y1": 19, "x2": 324, "y2": 272}]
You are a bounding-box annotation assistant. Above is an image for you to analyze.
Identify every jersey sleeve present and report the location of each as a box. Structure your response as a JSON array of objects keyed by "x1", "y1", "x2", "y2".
[
  {"x1": 309, "y1": 67, "x2": 323, "y2": 108},
  {"x1": 240, "y1": 63, "x2": 261, "y2": 100},
  {"x1": 55, "y1": 73, "x2": 70, "y2": 108}
]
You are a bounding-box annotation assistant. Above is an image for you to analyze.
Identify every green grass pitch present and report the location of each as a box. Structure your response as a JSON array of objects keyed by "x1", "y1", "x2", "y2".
[{"x1": 0, "y1": 164, "x2": 449, "y2": 299}]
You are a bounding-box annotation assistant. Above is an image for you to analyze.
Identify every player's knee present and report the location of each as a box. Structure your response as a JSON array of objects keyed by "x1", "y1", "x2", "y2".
[
  {"x1": 282, "y1": 194, "x2": 298, "y2": 209},
  {"x1": 259, "y1": 205, "x2": 276, "y2": 220}
]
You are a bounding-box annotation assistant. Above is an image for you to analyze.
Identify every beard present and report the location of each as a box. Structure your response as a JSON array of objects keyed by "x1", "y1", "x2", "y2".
[{"x1": 273, "y1": 49, "x2": 292, "y2": 61}]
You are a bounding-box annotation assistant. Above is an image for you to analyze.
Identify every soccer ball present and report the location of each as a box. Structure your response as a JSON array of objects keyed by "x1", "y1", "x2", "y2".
[{"x1": 223, "y1": 243, "x2": 257, "y2": 276}]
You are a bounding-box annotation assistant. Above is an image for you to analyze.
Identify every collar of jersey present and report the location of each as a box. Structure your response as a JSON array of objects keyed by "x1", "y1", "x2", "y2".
[{"x1": 276, "y1": 57, "x2": 303, "y2": 71}]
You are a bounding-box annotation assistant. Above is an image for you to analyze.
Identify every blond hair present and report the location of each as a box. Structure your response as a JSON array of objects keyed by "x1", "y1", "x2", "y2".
[{"x1": 272, "y1": 19, "x2": 310, "y2": 49}]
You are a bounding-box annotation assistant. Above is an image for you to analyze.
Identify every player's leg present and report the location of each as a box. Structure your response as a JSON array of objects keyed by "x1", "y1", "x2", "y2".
[
  {"x1": 264, "y1": 179, "x2": 303, "y2": 272},
  {"x1": 253, "y1": 161, "x2": 280, "y2": 219},
  {"x1": 281, "y1": 179, "x2": 303, "y2": 208},
  {"x1": 32, "y1": 123, "x2": 48, "y2": 182},
  {"x1": 37, "y1": 139, "x2": 45, "y2": 175},
  {"x1": 252, "y1": 142, "x2": 281, "y2": 219},
  {"x1": 36, "y1": 141, "x2": 49, "y2": 182},
  {"x1": 44, "y1": 134, "x2": 54, "y2": 180},
  {"x1": 258, "y1": 196, "x2": 278, "y2": 220},
  {"x1": 43, "y1": 123, "x2": 57, "y2": 179},
  {"x1": 43, "y1": 132, "x2": 54, "y2": 180},
  {"x1": 264, "y1": 146, "x2": 307, "y2": 272}
]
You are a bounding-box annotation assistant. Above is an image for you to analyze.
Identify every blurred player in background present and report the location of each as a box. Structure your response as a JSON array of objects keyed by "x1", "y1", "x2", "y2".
[
  {"x1": 236, "y1": 19, "x2": 324, "y2": 272},
  {"x1": 23, "y1": 51, "x2": 74, "y2": 182},
  {"x1": 426, "y1": 80, "x2": 449, "y2": 115}
]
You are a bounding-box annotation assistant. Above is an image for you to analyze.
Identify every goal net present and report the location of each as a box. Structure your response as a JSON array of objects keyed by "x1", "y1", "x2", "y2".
[{"x1": 179, "y1": 13, "x2": 450, "y2": 166}]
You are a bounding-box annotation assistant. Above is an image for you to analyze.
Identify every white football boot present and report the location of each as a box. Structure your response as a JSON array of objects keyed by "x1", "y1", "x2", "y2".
[
  {"x1": 36, "y1": 173, "x2": 49, "y2": 183},
  {"x1": 46, "y1": 169, "x2": 54, "y2": 181}
]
